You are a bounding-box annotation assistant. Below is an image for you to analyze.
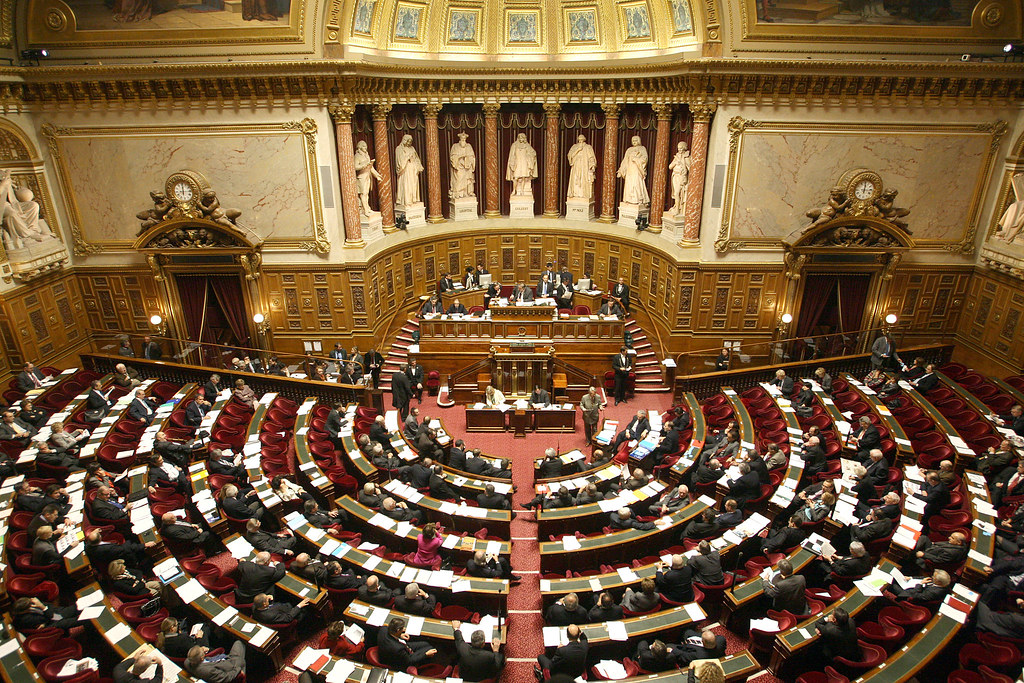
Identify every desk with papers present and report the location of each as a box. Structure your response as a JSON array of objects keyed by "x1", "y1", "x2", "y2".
[
  {"x1": 536, "y1": 479, "x2": 668, "y2": 536},
  {"x1": 668, "y1": 393, "x2": 707, "y2": 485},
  {"x1": 541, "y1": 603, "x2": 706, "y2": 649},
  {"x1": 378, "y1": 478, "x2": 511, "y2": 536},
  {"x1": 465, "y1": 404, "x2": 576, "y2": 434},
  {"x1": 344, "y1": 600, "x2": 506, "y2": 644},
  {"x1": 294, "y1": 398, "x2": 340, "y2": 502},
  {"x1": 839, "y1": 375, "x2": 915, "y2": 463}
]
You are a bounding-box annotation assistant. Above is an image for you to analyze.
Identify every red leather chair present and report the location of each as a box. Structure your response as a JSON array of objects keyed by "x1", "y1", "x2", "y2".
[
  {"x1": 857, "y1": 620, "x2": 905, "y2": 652},
  {"x1": 426, "y1": 371, "x2": 441, "y2": 396},
  {"x1": 23, "y1": 629, "x2": 82, "y2": 661},
  {"x1": 8, "y1": 572, "x2": 59, "y2": 602},
  {"x1": 750, "y1": 609, "x2": 796, "y2": 656},
  {"x1": 366, "y1": 647, "x2": 416, "y2": 674},
  {"x1": 833, "y1": 642, "x2": 886, "y2": 672},
  {"x1": 432, "y1": 604, "x2": 480, "y2": 623},
  {"x1": 795, "y1": 667, "x2": 849, "y2": 683}
]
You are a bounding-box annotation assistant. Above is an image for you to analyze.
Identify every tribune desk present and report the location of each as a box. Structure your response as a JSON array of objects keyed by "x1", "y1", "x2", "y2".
[{"x1": 465, "y1": 404, "x2": 576, "y2": 434}]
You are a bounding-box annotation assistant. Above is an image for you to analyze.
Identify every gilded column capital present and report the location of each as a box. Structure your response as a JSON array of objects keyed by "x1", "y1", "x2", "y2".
[
  {"x1": 652, "y1": 103, "x2": 674, "y2": 120},
  {"x1": 482, "y1": 102, "x2": 501, "y2": 116},
  {"x1": 371, "y1": 102, "x2": 392, "y2": 120},
  {"x1": 601, "y1": 102, "x2": 621, "y2": 117},
  {"x1": 422, "y1": 103, "x2": 443, "y2": 118},
  {"x1": 688, "y1": 102, "x2": 717, "y2": 122},
  {"x1": 328, "y1": 103, "x2": 355, "y2": 122},
  {"x1": 542, "y1": 102, "x2": 562, "y2": 116}
]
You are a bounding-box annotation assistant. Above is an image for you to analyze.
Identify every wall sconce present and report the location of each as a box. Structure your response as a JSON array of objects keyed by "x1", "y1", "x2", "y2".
[
  {"x1": 149, "y1": 314, "x2": 167, "y2": 336},
  {"x1": 253, "y1": 312, "x2": 270, "y2": 335},
  {"x1": 884, "y1": 313, "x2": 898, "y2": 325}
]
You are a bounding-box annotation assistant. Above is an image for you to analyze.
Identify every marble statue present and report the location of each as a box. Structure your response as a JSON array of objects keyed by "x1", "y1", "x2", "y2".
[
  {"x1": 995, "y1": 173, "x2": 1024, "y2": 244},
  {"x1": 449, "y1": 132, "x2": 476, "y2": 200},
  {"x1": 507, "y1": 133, "x2": 538, "y2": 196},
  {"x1": 354, "y1": 140, "x2": 383, "y2": 216},
  {"x1": 395, "y1": 134, "x2": 424, "y2": 209},
  {"x1": 566, "y1": 134, "x2": 597, "y2": 201},
  {"x1": 0, "y1": 171, "x2": 56, "y2": 250},
  {"x1": 668, "y1": 141, "x2": 691, "y2": 215},
  {"x1": 617, "y1": 135, "x2": 649, "y2": 206}
]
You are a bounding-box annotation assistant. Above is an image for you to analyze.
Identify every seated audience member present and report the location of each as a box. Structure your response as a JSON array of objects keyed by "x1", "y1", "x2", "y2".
[
  {"x1": 763, "y1": 515, "x2": 809, "y2": 554},
  {"x1": 18, "y1": 398, "x2": 48, "y2": 429},
  {"x1": 428, "y1": 466, "x2": 462, "y2": 502},
  {"x1": 31, "y1": 525, "x2": 61, "y2": 566},
  {"x1": 611, "y1": 410, "x2": 650, "y2": 450},
  {"x1": 621, "y1": 577, "x2": 661, "y2": 613},
  {"x1": 35, "y1": 440, "x2": 82, "y2": 472},
  {"x1": 536, "y1": 448, "x2": 564, "y2": 478},
  {"x1": 545, "y1": 593, "x2": 589, "y2": 626},
  {"x1": 910, "y1": 531, "x2": 969, "y2": 573},
  {"x1": 253, "y1": 592, "x2": 310, "y2": 625},
  {"x1": 688, "y1": 540, "x2": 725, "y2": 585},
  {"x1": 321, "y1": 619, "x2": 366, "y2": 659},
  {"x1": 637, "y1": 639, "x2": 686, "y2": 672},
  {"x1": 609, "y1": 507, "x2": 655, "y2": 531},
  {"x1": 476, "y1": 483, "x2": 510, "y2": 510},
  {"x1": 763, "y1": 443, "x2": 788, "y2": 470},
  {"x1": 575, "y1": 483, "x2": 601, "y2": 506},
  {"x1": 358, "y1": 575, "x2": 397, "y2": 607},
  {"x1": 649, "y1": 484, "x2": 690, "y2": 517},
  {"x1": 184, "y1": 640, "x2": 247, "y2": 682},
  {"x1": 588, "y1": 592, "x2": 624, "y2": 622},
  {"x1": 91, "y1": 486, "x2": 129, "y2": 523},
  {"x1": 380, "y1": 496, "x2": 424, "y2": 525},
  {"x1": 271, "y1": 475, "x2": 311, "y2": 503},
  {"x1": 716, "y1": 498, "x2": 743, "y2": 528},
  {"x1": 378, "y1": 617, "x2": 437, "y2": 670},
  {"x1": 726, "y1": 462, "x2": 761, "y2": 507},
  {"x1": 679, "y1": 628, "x2": 727, "y2": 663},
  {"x1": 220, "y1": 484, "x2": 264, "y2": 521},
  {"x1": 235, "y1": 551, "x2": 285, "y2": 602},
  {"x1": 128, "y1": 389, "x2": 159, "y2": 424},
  {"x1": 891, "y1": 568, "x2": 952, "y2": 603},
  {"x1": 536, "y1": 624, "x2": 588, "y2": 681},
  {"x1": 84, "y1": 527, "x2": 152, "y2": 569},
  {"x1": 184, "y1": 395, "x2": 211, "y2": 427},
  {"x1": 978, "y1": 440, "x2": 1015, "y2": 482},
  {"x1": 358, "y1": 482, "x2": 384, "y2": 508},
  {"x1": 147, "y1": 454, "x2": 188, "y2": 493},
  {"x1": 157, "y1": 617, "x2": 210, "y2": 660},
  {"x1": 815, "y1": 607, "x2": 861, "y2": 661},
  {"x1": 465, "y1": 450, "x2": 512, "y2": 478},
  {"x1": 27, "y1": 503, "x2": 64, "y2": 540},
  {"x1": 113, "y1": 362, "x2": 142, "y2": 389},
  {"x1": 244, "y1": 519, "x2": 297, "y2": 557},
  {"x1": 393, "y1": 582, "x2": 437, "y2": 616},
  {"x1": 160, "y1": 512, "x2": 213, "y2": 549},
  {"x1": 452, "y1": 622, "x2": 504, "y2": 682},
  {"x1": 526, "y1": 485, "x2": 573, "y2": 511},
  {"x1": 12, "y1": 597, "x2": 82, "y2": 633},
  {"x1": 467, "y1": 550, "x2": 519, "y2": 581},
  {"x1": 763, "y1": 559, "x2": 807, "y2": 614},
  {"x1": 154, "y1": 431, "x2": 194, "y2": 467},
  {"x1": 233, "y1": 378, "x2": 259, "y2": 409},
  {"x1": 683, "y1": 509, "x2": 718, "y2": 540},
  {"x1": 993, "y1": 461, "x2": 1024, "y2": 508},
  {"x1": 208, "y1": 448, "x2": 246, "y2": 481},
  {"x1": 0, "y1": 410, "x2": 37, "y2": 442},
  {"x1": 303, "y1": 499, "x2": 349, "y2": 528},
  {"x1": 796, "y1": 492, "x2": 835, "y2": 525},
  {"x1": 107, "y1": 559, "x2": 161, "y2": 598},
  {"x1": 820, "y1": 541, "x2": 872, "y2": 581},
  {"x1": 289, "y1": 553, "x2": 326, "y2": 584},
  {"x1": 655, "y1": 554, "x2": 694, "y2": 602},
  {"x1": 909, "y1": 363, "x2": 938, "y2": 393},
  {"x1": 851, "y1": 508, "x2": 894, "y2": 545}
]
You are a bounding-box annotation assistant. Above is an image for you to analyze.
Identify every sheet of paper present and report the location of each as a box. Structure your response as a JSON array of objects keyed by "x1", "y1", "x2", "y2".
[
  {"x1": 174, "y1": 578, "x2": 205, "y2": 604},
  {"x1": 212, "y1": 606, "x2": 239, "y2": 626},
  {"x1": 606, "y1": 620, "x2": 628, "y2": 641},
  {"x1": 79, "y1": 605, "x2": 106, "y2": 621},
  {"x1": 367, "y1": 607, "x2": 389, "y2": 627}
]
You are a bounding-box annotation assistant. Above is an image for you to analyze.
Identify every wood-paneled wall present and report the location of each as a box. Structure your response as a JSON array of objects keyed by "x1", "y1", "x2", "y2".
[
  {"x1": 886, "y1": 267, "x2": 972, "y2": 349},
  {"x1": 0, "y1": 270, "x2": 88, "y2": 371},
  {"x1": 957, "y1": 268, "x2": 1024, "y2": 375},
  {"x1": 77, "y1": 267, "x2": 164, "y2": 336}
]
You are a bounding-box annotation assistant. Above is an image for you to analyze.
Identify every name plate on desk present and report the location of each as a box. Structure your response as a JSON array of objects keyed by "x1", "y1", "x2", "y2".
[{"x1": 509, "y1": 341, "x2": 536, "y2": 351}]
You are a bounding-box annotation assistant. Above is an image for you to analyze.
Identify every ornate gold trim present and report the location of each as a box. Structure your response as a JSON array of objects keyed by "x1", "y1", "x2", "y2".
[
  {"x1": 716, "y1": 117, "x2": 1007, "y2": 254},
  {"x1": 40, "y1": 118, "x2": 328, "y2": 256}
]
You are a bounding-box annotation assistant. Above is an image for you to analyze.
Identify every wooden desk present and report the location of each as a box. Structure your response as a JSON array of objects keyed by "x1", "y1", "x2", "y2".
[
  {"x1": 722, "y1": 546, "x2": 817, "y2": 627},
  {"x1": 852, "y1": 608, "x2": 964, "y2": 682},
  {"x1": 465, "y1": 406, "x2": 576, "y2": 433},
  {"x1": 901, "y1": 383, "x2": 974, "y2": 471},
  {"x1": 417, "y1": 316, "x2": 624, "y2": 357},
  {"x1": 840, "y1": 375, "x2": 915, "y2": 463},
  {"x1": 537, "y1": 480, "x2": 667, "y2": 537},
  {"x1": 465, "y1": 407, "x2": 508, "y2": 432},
  {"x1": 669, "y1": 393, "x2": 706, "y2": 486},
  {"x1": 490, "y1": 305, "x2": 558, "y2": 321},
  {"x1": 0, "y1": 617, "x2": 42, "y2": 683},
  {"x1": 294, "y1": 398, "x2": 339, "y2": 504},
  {"x1": 344, "y1": 600, "x2": 506, "y2": 643}
]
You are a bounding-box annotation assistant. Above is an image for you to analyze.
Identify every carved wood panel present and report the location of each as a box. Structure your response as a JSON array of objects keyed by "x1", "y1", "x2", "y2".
[
  {"x1": 3, "y1": 270, "x2": 88, "y2": 367},
  {"x1": 961, "y1": 269, "x2": 1024, "y2": 369}
]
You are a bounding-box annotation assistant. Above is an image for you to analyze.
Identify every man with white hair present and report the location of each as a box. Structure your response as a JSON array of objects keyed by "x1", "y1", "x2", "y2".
[
  {"x1": 114, "y1": 650, "x2": 162, "y2": 683},
  {"x1": 112, "y1": 363, "x2": 141, "y2": 388}
]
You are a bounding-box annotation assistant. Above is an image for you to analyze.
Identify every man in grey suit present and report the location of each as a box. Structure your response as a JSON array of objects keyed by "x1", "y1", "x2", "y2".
[
  {"x1": 184, "y1": 640, "x2": 246, "y2": 683},
  {"x1": 764, "y1": 558, "x2": 807, "y2": 614},
  {"x1": 870, "y1": 332, "x2": 895, "y2": 370}
]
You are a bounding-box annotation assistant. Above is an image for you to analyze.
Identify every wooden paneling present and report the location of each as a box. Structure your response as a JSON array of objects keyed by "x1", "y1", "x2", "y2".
[
  {"x1": 682, "y1": 268, "x2": 784, "y2": 338},
  {"x1": 887, "y1": 268, "x2": 971, "y2": 339},
  {"x1": 959, "y1": 268, "x2": 1024, "y2": 372},
  {"x1": 0, "y1": 270, "x2": 88, "y2": 369},
  {"x1": 77, "y1": 268, "x2": 162, "y2": 336}
]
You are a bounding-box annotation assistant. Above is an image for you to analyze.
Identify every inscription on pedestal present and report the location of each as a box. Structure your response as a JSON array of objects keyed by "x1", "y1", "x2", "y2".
[
  {"x1": 509, "y1": 196, "x2": 535, "y2": 219},
  {"x1": 397, "y1": 202, "x2": 427, "y2": 227},
  {"x1": 450, "y1": 197, "x2": 479, "y2": 222},
  {"x1": 565, "y1": 199, "x2": 595, "y2": 222}
]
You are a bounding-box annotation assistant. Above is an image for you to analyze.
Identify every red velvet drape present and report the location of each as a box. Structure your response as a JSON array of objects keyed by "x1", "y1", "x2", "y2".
[
  {"x1": 209, "y1": 274, "x2": 250, "y2": 347},
  {"x1": 837, "y1": 274, "x2": 871, "y2": 335},
  {"x1": 175, "y1": 275, "x2": 209, "y2": 344},
  {"x1": 795, "y1": 273, "x2": 839, "y2": 340},
  {"x1": 616, "y1": 105, "x2": 658, "y2": 217},
  {"x1": 497, "y1": 106, "x2": 545, "y2": 216}
]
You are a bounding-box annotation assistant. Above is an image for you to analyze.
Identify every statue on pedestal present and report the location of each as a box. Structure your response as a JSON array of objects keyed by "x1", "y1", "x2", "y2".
[
  {"x1": 566, "y1": 134, "x2": 597, "y2": 201},
  {"x1": 668, "y1": 141, "x2": 691, "y2": 216},
  {"x1": 507, "y1": 133, "x2": 538, "y2": 196},
  {"x1": 995, "y1": 173, "x2": 1024, "y2": 244},
  {"x1": 354, "y1": 140, "x2": 383, "y2": 216},
  {"x1": 449, "y1": 132, "x2": 476, "y2": 200},
  {"x1": 617, "y1": 135, "x2": 649, "y2": 206},
  {"x1": 394, "y1": 134, "x2": 424, "y2": 209},
  {"x1": 0, "y1": 170, "x2": 57, "y2": 250}
]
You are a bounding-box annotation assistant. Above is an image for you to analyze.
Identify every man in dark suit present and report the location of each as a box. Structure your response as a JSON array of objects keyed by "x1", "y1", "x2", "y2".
[
  {"x1": 114, "y1": 652, "x2": 163, "y2": 683},
  {"x1": 369, "y1": 415, "x2": 397, "y2": 455},
  {"x1": 154, "y1": 432, "x2": 193, "y2": 467},
  {"x1": 84, "y1": 527, "x2": 151, "y2": 569},
  {"x1": 764, "y1": 559, "x2": 807, "y2": 614},
  {"x1": 892, "y1": 568, "x2": 951, "y2": 602},
  {"x1": 26, "y1": 504, "x2": 63, "y2": 540},
  {"x1": 452, "y1": 623, "x2": 504, "y2": 682},
  {"x1": 555, "y1": 281, "x2": 573, "y2": 310},
  {"x1": 910, "y1": 531, "x2": 968, "y2": 573},
  {"x1": 184, "y1": 396, "x2": 211, "y2": 427},
  {"x1": 391, "y1": 364, "x2": 413, "y2": 420},
  {"x1": 128, "y1": 389, "x2": 158, "y2": 424},
  {"x1": 864, "y1": 448, "x2": 889, "y2": 485},
  {"x1": 996, "y1": 405, "x2": 1024, "y2": 437},
  {"x1": 716, "y1": 498, "x2": 744, "y2": 528},
  {"x1": 401, "y1": 456, "x2": 433, "y2": 488},
  {"x1": 688, "y1": 541, "x2": 725, "y2": 585},
  {"x1": 16, "y1": 362, "x2": 47, "y2": 392},
  {"x1": 465, "y1": 451, "x2": 511, "y2": 479},
  {"x1": 537, "y1": 449, "x2": 563, "y2": 479},
  {"x1": 803, "y1": 435, "x2": 826, "y2": 477},
  {"x1": 814, "y1": 608, "x2": 861, "y2": 660},
  {"x1": 244, "y1": 519, "x2": 296, "y2": 557},
  {"x1": 648, "y1": 427, "x2": 680, "y2": 466},
  {"x1": 252, "y1": 593, "x2": 309, "y2": 625},
  {"x1": 539, "y1": 262, "x2": 556, "y2": 289},
  {"x1": 511, "y1": 282, "x2": 534, "y2": 303},
  {"x1": 393, "y1": 582, "x2": 437, "y2": 616},
  {"x1": 612, "y1": 277, "x2": 630, "y2": 314},
  {"x1": 406, "y1": 359, "x2": 425, "y2": 401},
  {"x1": 609, "y1": 507, "x2": 655, "y2": 531},
  {"x1": 635, "y1": 640, "x2": 684, "y2": 672},
  {"x1": 90, "y1": 486, "x2": 129, "y2": 523},
  {"x1": 850, "y1": 508, "x2": 894, "y2": 545},
  {"x1": 437, "y1": 273, "x2": 454, "y2": 296},
  {"x1": 611, "y1": 409, "x2": 649, "y2": 450},
  {"x1": 649, "y1": 484, "x2": 689, "y2": 517},
  {"x1": 978, "y1": 440, "x2": 1016, "y2": 482},
  {"x1": 429, "y1": 466, "x2": 461, "y2": 501},
  {"x1": 588, "y1": 592, "x2": 623, "y2": 622},
  {"x1": 545, "y1": 593, "x2": 589, "y2": 626},
  {"x1": 683, "y1": 508, "x2": 718, "y2": 540},
  {"x1": 851, "y1": 416, "x2": 881, "y2": 461},
  {"x1": 910, "y1": 364, "x2": 938, "y2": 393},
  {"x1": 379, "y1": 618, "x2": 437, "y2": 670},
  {"x1": 535, "y1": 274, "x2": 555, "y2": 299},
  {"x1": 727, "y1": 462, "x2": 761, "y2": 507},
  {"x1": 202, "y1": 374, "x2": 223, "y2": 402},
  {"x1": 142, "y1": 336, "x2": 163, "y2": 360},
  {"x1": 557, "y1": 264, "x2": 573, "y2": 288},
  {"x1": 416, "y1": 429, "x2": 444, "y2": 462},
  {"x1": 611, "y1": 346, "x2": 632, "y2": 405},
  {"x1": 536, "y1": 624, "x2": 588, "y2": 680},
  {"x1": 655, "y1": 554, "x2": 694, "y2": 602},
  {"x1": 529, "y1": 385, "x2": 550, "y2": 406},
  {"x1": 0, "y1": 410, "x2": 36, "y2": 442},
  {"x1": 870, "y1": 332, "x2": 894, "y2": 370},
  {"x1": 358, "y1": 483, "x2": 384, "y2": 509},
  {"x1": 381, "y1": 497, "x2": 424, "y2": 525},
  {"x1": 303, "y1": 499, "x2": 348, "y2": 528},
  {"x1": 679, "y1": 628, "x2": 727, "y2": 663},
  {"x1": 918, "y1": 470, "x2": 951, "y2": 520},
  {"x1": 160, "y1": 512, "x2": 213, "y2": 550},
  {"x1": 467, "y1": 550, "x2": 518, "y2": 581},
  {"x1": 208, "y1": 449, "x2": 246, "y2": 481},
  {"x1": 993, "y1": 462, "x2": 1024, "y2": 508},
  {"x1": 821, "y1": 541, "x2": 872, "y2": 580},
  {"x1": 762, "y1": 515, "x2": 808, "y2": 554},
  {"x1": 770, "y1": 369, "x2": 794, "y2": 395},
  {"x1": 447, "y1": 438, "x2": 468, "y2": 471},
  {"x1": 358, "y1": 576, "x2": 396, "y2": 607},
  {"x1": 476, "y1": 483, "x2": 510, "y2": 510},
  {"x1": 221, "y1": 484, "x2": 264, "y2": 521},
  {"x1": 976, "y1": 601, "x2": 1024, "y2": 639},
  {"x1": 85, "y1": 380, "x2": 113, "y2": 421},
  {"x1": 236, "y1": 552, "x2": 286, "y2": 602},
  {"x1": 31, "y1": 526, "x2": 61, "y2": 566}
]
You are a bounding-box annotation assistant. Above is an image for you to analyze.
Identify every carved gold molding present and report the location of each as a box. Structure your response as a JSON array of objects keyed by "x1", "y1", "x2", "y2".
[
  {"x1": 716, "y1": 117, "x2": 1007, "y2": 254},
  {"x1": 40, "y1": 118, "x2": 329, "y2": 256}
]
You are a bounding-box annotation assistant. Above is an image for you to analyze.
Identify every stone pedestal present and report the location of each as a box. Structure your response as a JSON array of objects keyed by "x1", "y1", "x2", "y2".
[
  {"x1": 450, "y1": 197, "x2": 479, "y2": 222},
  {"x1": 397, "y1": 202, "x2": 427, "y2": 227},
  {"x1": 360, "y1": 211, "x2": 383, "y2": 234},
  {"x1": 617, "y1": 202, "x2": 647, "y2": 229},
  {"x1": 662, "y1": 211, "x2": 684, "y2": 235},
  {"x1": 509, "y1": 195, "x2": 535, "y2": 219},
  {"x1": 565, "y1": 198, "x2": 595, "y2": 222}
]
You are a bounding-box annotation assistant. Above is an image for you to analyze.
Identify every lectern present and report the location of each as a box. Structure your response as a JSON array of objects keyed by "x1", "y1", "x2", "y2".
[{"x1": 490, "y1": 343, "x2": 554, "y2": 398}]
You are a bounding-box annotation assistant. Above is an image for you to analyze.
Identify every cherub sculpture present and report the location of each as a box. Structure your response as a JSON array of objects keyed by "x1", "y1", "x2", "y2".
[
  {"x1": 806, "y1": 187, "x2": 849, "y2": 228},
  {"x1": 136, "y1": 191, "x2": 172, "y2": 234},
  {"x1": 873, "y1": 189, "x2": 911, "y2": 233},
  {"x1": 199, "y1": 190, "x2": 242, "y2": 228}
]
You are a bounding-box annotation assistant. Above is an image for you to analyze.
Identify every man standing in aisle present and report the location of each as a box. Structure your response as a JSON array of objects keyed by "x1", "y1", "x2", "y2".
[
  {"x1": 581, "y1": 386, "x2": 603, "y2": 445},
  {"x1": 392, "y1": 364, "x2": 412, "y2": 420},
  {"x1": 612, "y1": 346, "x2": 632, "y2": 406}
]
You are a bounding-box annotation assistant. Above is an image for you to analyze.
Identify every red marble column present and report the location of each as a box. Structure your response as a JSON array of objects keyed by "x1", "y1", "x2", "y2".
[
  {"x1": 682, "y1": 103, "x2": 715, "y2": 244},
  {"x1": 542, "y1": 102, "x2": 561, "y2": 217},
  {"x1": 371, "y1": 103, "x2": 396, "y2": 233},
  {"x1": 598, "y1": 103, "x2": 620, "y2": 223},
  {"x1": 647, "y1": 104, "x2": 672, "y2": 234},
  {"x1": 330, "y1": 104, "x2": 363, "y2": 248},
  {"x1": 423, "y1": 103, "x2": 444, "y2": 223},
  {"x1": 482, "y1": 103, "x2": 500, "y2": 218}
]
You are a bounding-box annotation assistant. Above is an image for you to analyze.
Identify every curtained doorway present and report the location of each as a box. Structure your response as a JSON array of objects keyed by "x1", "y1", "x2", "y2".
[
  {"x1": 174, "y1": 273, "x2": 252, "y2": 368},
  {"x1": 794, "y1": 272, "x2": 872, "y2": 360}
]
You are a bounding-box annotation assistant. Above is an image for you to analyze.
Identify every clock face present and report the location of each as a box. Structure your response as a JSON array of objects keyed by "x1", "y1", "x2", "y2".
[
  {"x1": 854, "y1": 179, "x2": 876, "y2": 200},
  {"x1": 173, "y1": 181, "x2": 194, "y2": 202}
]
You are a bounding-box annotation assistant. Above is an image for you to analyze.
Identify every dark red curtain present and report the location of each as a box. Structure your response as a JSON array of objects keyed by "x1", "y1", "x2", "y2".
[
  {"x1": 615, "y1": 105, "x2": 658, "y2": 211},
  {"x1": 558, "y1": 105, "x2": 605, "y2": 217},
  {"x1": 387, "y1": 105, "x2": 428, "y2": 211},
  {"x1": 176, "y1": 275, "x2": 209, "y2": 344},
  {"x1": 837, "y1": 274, "x2": 872, "y2": 334},
  {"x1": 795, "y1": 273, "x2": 839, "y2": 340},
  {"x1": 497, "y1": 106, "x2": 545, "y2": 216},
  {"x1": 209, "y1": 275, "x2": 250, "y2": 347},
  {"x1": 438, "y1": 106, "x2": 485, "y2": 218},
  {"x1": 352, "y1": 105, "x2": 379, "y2": 212}
]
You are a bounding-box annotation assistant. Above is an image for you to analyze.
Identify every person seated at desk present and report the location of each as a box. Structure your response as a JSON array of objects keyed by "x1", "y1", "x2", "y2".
[
  {"x1": 157, "y1": 617, "x2": 210, "y2": 660},
  {"x1": 447, "y1": 298, "x2": 468, "y2": 315},
  {"x1": 610, "y1": 507, "x2": 655, "y2": 531},
  {"x1": 598, "y1": 298, "x2": 623, "y2": 317},
  {"x1": 289, "y1": 553, "x2": 327, "y2": 584},
  {"x1": 477, "y1": 483, "x2": 510, "y2": 510},
  {"x1": 648, "y1": 426, "x2": 680, "y2": 466},
  {"x1": 484, "y1": 385, "x2": 506, "y2": 407},
  {"x1": 154, "y1": 431, "x2": 196, "y2": 468},
  {"x1": 378, "y1": 616, "x2": 438, "y2": 669},
  {"x1": 575, "y1": 483, "x2": 601, "y2": 506},
  {"x1": 91, "y1": 485, "x2": 130, "y2": 523},
  {"x1": 12, "y1": 597, "x2": 83, "y2": 633},
  {"x1": 467, "y1": 549, "x2": 518, "y2": 581},
  {"x1": 993, "y1": 404, "x2": 1024, "y2": 437},
  {"x1": 814, "y1": 607, "x2": 861, "y2": 661},
  {"x1": 909, "y1": 363, "x2": 938, "y2": 393},
  {"x1": 108, "y1": 558, "x2": 162, "y2": 598},
  {"x1": 679, "y1": 628, "x2": 727, "y2": 663},
  {"x1": 683, "y1": 508, "x2": 718, "y2": 541},
  {"x1": 147, "y1": 454, "x2": 188, "y2": 493},
  {"x1": 535, "y1": 624, "x2": 587, "y2": 681},
  {"x1": 851, "y1": 507, "x2": 894, "y2": 545},
  {"x1": 918, "y1": 470, "x2": 951, "y2": 520},
  {"x1": 715, "y1": 498, "x2": 743, "y2": 529},
  {"x1": 232, "y1": 378, "x2": 259, "y2": 410},
  {"x1": 762, "y1": 442, "x2": 787, "y2": 471},
  {"x1": 813, "y1": 366, "x2": 833, "y2": 394},
  {"x1": 727, "y1": 462, "x2": 762, "y2": 508},
  {"x1": 401, "y1": 456, "x2": 434, "y2": 489},
  {"x1": 429, "y1": 465, "x2": 462, "y2": 502},
  {"x1": 335, "y1": 363, "x2": 355, "y2": 385},
  {"x1": 611, "y1": 409, "x2": 650, "y2": 450},
  {"x1": 0, "y1": 409, "x2": 36, "y2": 442},
  {"x1": 208, "y1": 448, "x2": 246, "y2": 482},
  {"x1": 17, "y1": 398, "x2": 48, "y2": 430},
  {"x1": 236, "y1": 552, "x2": 286, "y2": 602},
  {"x1": 321, "y1": 619, "x2": 366, "y2": 660},
  {"x1": 325, "y1": 560, "x2": 362, "y2": 589},
  {"x1": 0, "y1": 450, "x2": 16, "y2": 480},
  {"x1": 536, "y1": 448, "x2": 563, "y2": 478},
  {"x1": 112, "y1": 363, "x2": 142, "y2": 390},
  {"x1": 462, "y1": 266, "x2": 476, "y2": 290},
  {"x1": 656, "y1": 554, "x2": 694, "y2": 602},
  {"x1": 160, "y1": 512, "x2": 213, "y2": 550},
  {"x1": 220, "y1": 484, "x2": 264, "y2": 521},
  {"x1": 648, "y1": 483, "x2": 689, "y2": 517},
  {"x1": 407, "y1": 522, "x2": 444, "y2": 569},
  {"x1": 692, "y1": 458, "x2": 724, "y2": 488},
  {"x1": 185, "y1": 395, "x2": 211, "y2": 427},
  {"x1": 863, "y1": 448, "x2": 890, "y2": 485},
  {"x1": 555, "y1": 281, "x2": 573, "y2": 310},
  {"x1": 128, "y1": 388, "x2": 160, "y2": 424},
  {"x1": 393, "y1": 582, "x2": 437, "y2": 616},
  {"x1": 888, "y1": 568, "x2": 952, "y2": 603},
  {"x1": 818, "y1": 541, "x2": 872, "y2": 582},
  {"x1": 452, "y1": 622, "x2": 504, "y2": 683},
  {"x1": 529, "y1": 384, "x2": 551, "y2": 406},
  {"x1": 466, "y1": 450, "x2": 512, "y2": 479},
  {"x1": 26, "y1": 503, "x2": 64, "y2": 541},
  {"x1": 993, "y1": 461, "x2": 1024, "y2": 508},
  {"x1": 35, "y1": 440, "x2": 83, "y2": 472},
  {"x1": 909, "y1": 531, "x2": 969, "y2": 574},
  {"x1": 621, "y1": 577, "x2": 661, "y2": 613},
  {"x1": 850, "y1": 416, "x2": 881, "y2": 462},
  {"x1": 31, "y1": 525, "x2": 62, "y2": 566},
  {"x1": 635, "y1": 640, "x2": 685, "y2": 672},
  {"x1": 438, "y1": 272, "x2": 455, "y2": 295},
  {"x1": 265, "y1": 356, "x2": 288, "y2": 377},
  {"x1": 793, "y1": 382, "x2": 815, "y2": 417},
  {"x1": 381, "y1": 496, "x2": 425, "y2": 525},
  {"x1": 203, "y1": 373, "x2": 224, "y2": 402},
  {"x1": 545, "y1": 592, "x2": 589, "y2": 626},
  {"x1": 484, "y1": 280, "x2": 501, "y2": 309},
  {"x1": 510, "y1": 282, "x2": 534, "y2": 303},
  {"x1": 16, "y1": 361, "x2": 48, "y2": 392},
  {"x1": 770, "y1": 369, "x2": 794, "y2": 395},
  {"x1": 245, "y1": 518, "x2": 297, "y2": 557},
  {"x1": 254, "y1": 592, "x2": 312, "y2": 625},
  {"x1": 370, "y1": 414, "x2": 398, "y2": 455},
  {"x1": 304, "y1": 499, "x2": 348, "y2": 529},
  {"x1": 588, "y1": 592, "x2": 623, "y2": 622},
  {"x1": 763, "y1": 559, "x2": 807, "y2": 614},
  {"x1": 358, "y1": 575, "x2": 397, "y2": 607},
  {"x1": 688, "y1": 540, "x2": 725, "y2": 586},
  {"x1": 899, "y1": 356, "x2": 927, "y2": 381},
  {"x1": 796, "y1": 492, "x2": 835, "y2": 525},
  {"x1": 359, "y1": 482, "x2": 385, "y2": 508},
  {"x1": 185, "y1": 640, "x2": 247, "y2": 683},
  {"x1": 526, "y1": 485, "x2": 574, "y2": 510},
  {"x1": 536, "y1": 274, "x2": 556, "y2": 300},
  {"x1": 420, "y1": 294, "x2": 443, "y2": 316},
  {"x1": 403, "y1": 406, "x2": 420, "y2": 440},
  {"x1": 271, "y1": 475, "x2": 311, "y2": 503},
  {"x1": 978, "y1": 440, "x2": 1015, "y2": 482},
  {"x1": 85, "y1": 527, "x2": 153, "y2": 570},
  {"x1": 16, "y1": 483, "x2": 50, "y2": 516}
]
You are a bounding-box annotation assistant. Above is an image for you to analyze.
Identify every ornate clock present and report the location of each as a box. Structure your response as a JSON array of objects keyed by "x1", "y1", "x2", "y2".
[
  {"x1": 838, "y1": 168, "x2": 883, "y2": 217},
  {"x1": 164, "y1": 170, "x2": 210, "y2": 219}
]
